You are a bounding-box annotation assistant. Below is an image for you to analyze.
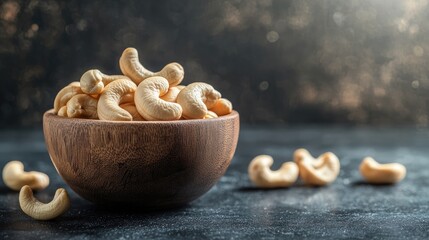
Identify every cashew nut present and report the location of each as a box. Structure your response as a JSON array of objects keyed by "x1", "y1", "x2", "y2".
[
  {"x1": 120, "y1": 93, "x2": 134, "y2": 105},
  {"x1": 204, "y1": 111, "x2": 218, "y2": 119},
  {"x1": 119, "y1": 47, "x2": 184, "y2": 86},
  {"x1": 19, "y1": 185, "x2": 70, "y2": 220},
  {"x1": 80, "y1": 69, "x2": 130, "y2": 95},
  {"x1": 97, "y1": 78, "x2": 137, "y2": 121},
  {"x1": 359, "y1": 157, "x2": 406, "y2": 184},
  {"x1": 176, "y1": 82, "x2": 221, "y2": 119},
  {"x1": 53, "y1": 85, "x2": 83, "y2": 113},
  {"x1": 248, "y1": 155, "x2": 299, "y2": 188},
  {"x1": 57, "y1": 106, "x2": 68, "y2": 117},
  {"x1": 294, "y1": 148, "x2": 340, "y2": 186},
  {"x1": 120, "y1": 103, "x2": 145, "y2": 121},
  {"x1": 66, "y1": 94, "x2": 98, "y2": 119},
  {"x1": 135, "y1": 76, "x2": 182, "y2": 121},
  {"x1": 160, "y1": 86, "x2": 185, "y2": 102},
  {"x1": 209, "y1": 98, "x2": 233, "y2": 116},
  {"x1": 2, "y1": 161, "x2": 49, "y2": 191}
]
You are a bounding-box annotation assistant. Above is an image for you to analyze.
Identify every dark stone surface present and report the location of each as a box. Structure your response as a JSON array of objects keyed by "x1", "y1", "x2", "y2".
[{"x1": 1, "y1": 126, "x2": 429, "y2": 239}]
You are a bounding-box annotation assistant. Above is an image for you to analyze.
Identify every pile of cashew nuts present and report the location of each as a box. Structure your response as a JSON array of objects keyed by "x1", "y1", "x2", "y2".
[
  {"x1": 2, "y1": 161, "x2": 69, "y2": 220},
  {"x1": 54, "y1": 47, "x2": 233, "y2": 121},
  {"x1": 248, "y1": 149, "x2": 406, "y2": 188}
]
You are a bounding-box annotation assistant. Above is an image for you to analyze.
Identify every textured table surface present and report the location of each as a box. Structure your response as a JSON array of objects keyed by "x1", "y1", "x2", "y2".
[{"x1": 1, "y1": 126, "x2": 429, "y2": 239}]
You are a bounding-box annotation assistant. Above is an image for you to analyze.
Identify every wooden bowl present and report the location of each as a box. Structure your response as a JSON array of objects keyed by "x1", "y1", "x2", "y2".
[{"x1": 43, "y1": 110, "x2": 239, "y2": 208}]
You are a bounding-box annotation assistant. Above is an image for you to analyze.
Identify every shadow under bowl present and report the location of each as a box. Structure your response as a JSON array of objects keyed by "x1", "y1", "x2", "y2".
[{"x1": 43, "y1": 110, "x2": 239, "y2": 209}]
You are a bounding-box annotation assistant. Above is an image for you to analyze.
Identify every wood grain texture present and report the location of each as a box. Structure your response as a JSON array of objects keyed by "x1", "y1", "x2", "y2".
[{"x1": 43, "y1": 110, "x2": 239, "y2": 208}]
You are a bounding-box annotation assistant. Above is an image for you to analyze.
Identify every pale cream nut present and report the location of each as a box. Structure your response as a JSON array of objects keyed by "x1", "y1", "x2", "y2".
[
  {"x1": 209, "y1": 98, "x2": 233, "y2": 116},
  {"x1": 19, "y1": 185, "x2": 70, "y2": 220},
  {"x1": 176, "y1": 82, "x2": 221, "y2": 119},
  {"x1": 97, "y1": 78, "x2": 137, "y2": 121},
  {"x1": 66, "y1": 94, "x2": 98, "y2": 119},
  {"x1": 248, "y1": 155, "x2": 299, "y2": 188},
  {"x1": 57, "y1": 106, "x2": 68, "y2": 117},
  {"x1": 134, "y1": 76, "x2": 182, "y2": 121},
  {"x1": 294, "y1": 148, "x2": 340, "y2": 186},
  {"x1": 53, "y1": 85, "x2": 83, "y2": 113},
  {"x1": 204, "y1": 111, "x2": 218, "y2": 119},
  {"x1": 119, "y1": 93, "x2": 135, "y2": 105},
  {"x1": 80, "y1": 69, "x2": 130, "y2": 95},
  {"x1": 359, "y1": 157, "x2": 406, "y2": 184},
  {"x1": 119, "y1": 47, "x2": 184, "y2": 86},
  {"x1": 160, "y1": 86, "x2": 184, "y2": 102},
  {"x1": 120, "y1": 103, "x2": 145, "y2": 121},
  {"x1": 2, "y1": 161, "x2": 49, "y2": 191}
]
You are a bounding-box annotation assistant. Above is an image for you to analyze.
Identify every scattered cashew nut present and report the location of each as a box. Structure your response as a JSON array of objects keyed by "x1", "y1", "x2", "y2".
[
  {"x1": 248, "y1": 155, "x2": 299, "y2": 188},
  {"x1": 19, "y1": 185, "x2": 70, "y2": 220},
  {"x1": 135, "y1": 76, "x2": 182, "y2": 121},
  {"x1": 53, "y1": 85, "x2": 83, "y2": 113},
  {"x1": 97, "y1": 78, "x2": 137, "y2": 121},
  {"x1": 294, "y1": 148, "x2": 340, "y2": 186},
  {"x1": 66, "y1": 94, "x2": 98, "y2": 119},
  {"x1": 209, "y1": 98, "x2": 233, "y2": 116},
  {"x1": 359, "y1": 157, "x2": 406, "y2": 184},
  {"x1": 176, "y1": 82, "x2": 221, "y2": 119},
  {"x1": 2, "y1": 161, "x2": 49, "y2": 191},
  {"x1": 80, "y1": 69, "x2": 130, "y2": 95},
  {"x1": 119, "y1": 47, "x2": 184, "y2": 86}
]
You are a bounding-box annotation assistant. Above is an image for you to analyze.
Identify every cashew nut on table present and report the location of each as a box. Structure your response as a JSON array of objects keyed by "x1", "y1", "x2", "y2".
[
  {"x1": 248, "y1": 155, "x2": 299, "y2": 188},
  {"x1": 52, "y1": 47, "x2": 233, "y2": 121},
  {"x1": 2, "y1": 161, "x2": 49, "y2": 191},
  {"x1": 19, "y1": 185, "x2": 70, "y2": 220},
  {"x1": 359, "y1": 157, "x2": 406, "y2": 184},
  {"x1": 294, "y1": 148, "x2": 340, "y2": 186}
]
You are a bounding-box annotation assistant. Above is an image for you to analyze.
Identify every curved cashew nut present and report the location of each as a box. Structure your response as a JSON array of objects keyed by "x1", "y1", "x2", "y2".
[
  {"x1": 80, "y1": 69, "x2": 130, "y2": 95},
  {"x1": 209, "y1": 98, "x2": 233, "y2": 116},
  {"x1": 160, "y1": 86, "x2": 185, "y2": 102},
  {"x1": 2, "y1": 161, "x2": 49, "y2": 191},
  {"x1": 57, "y1": 106, "x2": 68, "y2": 117},
  {"x1": 97, "y1": 79, "x2": 137, "y2": 121},
  {"x1": 66, "y1": 94, "x2": 98, "y2": 119},
  {"x1": 120, "y1": 103, "x2": 145, "y2": 121},
  {"x1": 360, "y1": 157, "x2": 406, "y2": 184},
  {"x1": 248, "y1": 155, "x2": 299, "y2": 188},
  {"x1": 119, "y1": 47, "x2": 184, "y2": 86},
  {"x1": 135, "y1": 76, "x2": 182, "y2": 121},
  {"x1": 53, "y1": 85, "x2": 83, "y2": 113},
  {"x1": 204, "y1": 111, "x2": 218, "y2": 119},
  {"x1": 176, "y1": 82, "x2": 221, "y2": 119},
  {"x1": 294, "y1": 148, "x2": 340, "y2": 186},
  {"x1": 19, "y1": 185, "x2": 70, "y2": 220}
]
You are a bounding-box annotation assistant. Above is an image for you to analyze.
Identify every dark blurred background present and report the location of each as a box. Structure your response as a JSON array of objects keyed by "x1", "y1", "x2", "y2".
[{"x1": 1, "y1": 0, "x2": 429, "y2": 128}]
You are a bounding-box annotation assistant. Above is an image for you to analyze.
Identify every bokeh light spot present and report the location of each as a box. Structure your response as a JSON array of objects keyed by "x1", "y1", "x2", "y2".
[{"x1": 266, "y1": 31, "x2": 279, "y2": 43}]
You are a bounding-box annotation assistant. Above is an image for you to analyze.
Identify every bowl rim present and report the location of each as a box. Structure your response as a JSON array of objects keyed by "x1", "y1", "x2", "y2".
[{"x1": 44, "y1": 109, "x2": 239, "y2": 125}]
